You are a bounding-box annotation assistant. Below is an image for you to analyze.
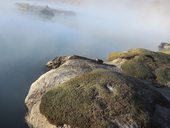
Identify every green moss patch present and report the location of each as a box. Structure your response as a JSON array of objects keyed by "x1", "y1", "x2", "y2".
[
  {"x1": 108, "y1": 48, "x2": 149, "y2": 61},
  {"x1": 40, "y1": 69, "x2": 168, "y2": 128},
  {"x1": 155, "y1": 66, "x2": 170, "y2": 86},
  {"x1": 121, "y1": 60, "x2": 154, "y2": 79},
  {"x1": 108, "y1": 48, "x2": 170, "y2": 86},
  {"x1": 159, "y1": 49, "x2": 170, "y2": 55}
]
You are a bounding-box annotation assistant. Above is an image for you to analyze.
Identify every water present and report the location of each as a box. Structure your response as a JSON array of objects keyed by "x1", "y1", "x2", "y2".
[{"x1": 0, "y1": 0, "x2": 170, "y2": 127}]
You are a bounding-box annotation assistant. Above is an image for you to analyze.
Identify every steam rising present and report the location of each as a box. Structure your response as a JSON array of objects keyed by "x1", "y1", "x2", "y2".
[{"x1": 1, "y1": 0, "x2": 170, "y2": 59}]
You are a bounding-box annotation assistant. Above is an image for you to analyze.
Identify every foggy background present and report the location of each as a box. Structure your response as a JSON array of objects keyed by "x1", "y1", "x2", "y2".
[{"x1": 0, "y1": 0, "x2": 170, "y2": 128}]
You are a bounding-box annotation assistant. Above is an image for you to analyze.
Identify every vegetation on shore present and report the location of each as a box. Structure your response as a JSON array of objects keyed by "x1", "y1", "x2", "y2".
[
  {"x1": 40, "y1": 69, "x2": 169, "y2": 128},
  {"x1": 108, "y1": 48, "x2": 170, "y2": 87}
]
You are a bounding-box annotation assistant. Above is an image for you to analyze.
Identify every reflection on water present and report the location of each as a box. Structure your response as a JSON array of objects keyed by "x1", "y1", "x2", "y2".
[{"x1": 0, "y1": 0, "x2": 170, "y2": 127}]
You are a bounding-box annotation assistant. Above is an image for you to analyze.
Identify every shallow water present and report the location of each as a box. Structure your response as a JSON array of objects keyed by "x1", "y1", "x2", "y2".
[{"x1": 0, "y1": 0, "x2": 170, "y2": 127}]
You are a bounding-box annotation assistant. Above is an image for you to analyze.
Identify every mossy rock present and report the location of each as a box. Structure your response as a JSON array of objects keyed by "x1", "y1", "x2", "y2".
[
  {"x1": 155, "y1": 66, "x2": 170, "y2": 87},
  {"x1": 40, "y1": 69, "x2": 169, "y2": 128},
  {"x1": 108, "y1": 49, "x2": 170, "y2": 86},
  {"x1": 159, "y1": 49, "x2": 170, "y2": 55},
  {"x1": 108, "y1": 48, "x2": 150, "y2": 61},
  {"x1": 121, "y1": 60, "x2": 154, "y2": 80}
]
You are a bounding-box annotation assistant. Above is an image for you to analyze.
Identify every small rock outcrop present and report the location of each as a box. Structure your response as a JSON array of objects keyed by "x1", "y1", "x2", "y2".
[{"x1": 46, "y1": 55, "x2": 104, "y2": 69}]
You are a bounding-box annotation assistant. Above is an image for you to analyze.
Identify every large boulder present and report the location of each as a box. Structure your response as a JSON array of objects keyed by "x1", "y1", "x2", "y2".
[
  {"x1": 25, "y1": 55, "x2": 170, "y2": 128},
  {"x1": 40, "y1": 69, "x2": 170, "y2": 128},
  {"x1": 107, "y1": 48, "x2": 170, "y2": 87},
  {"x1": 25, "y1": 55, "x2": 119, "y2": 128}
]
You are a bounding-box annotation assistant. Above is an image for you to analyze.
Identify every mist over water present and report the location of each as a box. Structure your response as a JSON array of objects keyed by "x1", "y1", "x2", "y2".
[{"x1": 0, "y1": 0, "x2": 170, "y2": 127}]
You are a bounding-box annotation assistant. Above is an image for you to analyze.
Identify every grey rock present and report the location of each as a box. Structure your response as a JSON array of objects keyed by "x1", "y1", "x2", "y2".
[
  {"x1": 25, "y1": 55, "x2": 170, "y2": 128},
  {"x1": 25, "y1": 56, "x2": 119, "y2": 128}
]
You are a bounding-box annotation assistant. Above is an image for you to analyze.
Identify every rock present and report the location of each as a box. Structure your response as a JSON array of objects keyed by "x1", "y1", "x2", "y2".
[
  {"x1": 106, "y1": 58, "x2": 127, "y2": 69},
  {"x1": 25, "y1": 55, "x2": 170, "y2": 128},
  {"x1": 151, "y1": 105, "x2": 170, "y2": 127},
  {"x1": 95, "y1": 59, "x2": 103, "y2": 64},
  {"x1": 39, "y1": 69, "x2": 170, "y2": 128},
  {"x1": 108, "y1": 48, "x2": 170, "y2": 87},
  {"x1": 25, "y1": 56, "x2": 119, "y2": 128},
  {"x1": 46, "y1": 56, "x2": 69, "y2": 69},
  {"x1": 46, "y1": 55, "x2": 105, "y2": 69}
]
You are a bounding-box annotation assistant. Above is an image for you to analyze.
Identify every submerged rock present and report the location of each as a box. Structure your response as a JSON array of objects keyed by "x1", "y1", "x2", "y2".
[{"x1": 25, "y1": 54, "x2": 170, "y2": 128}]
